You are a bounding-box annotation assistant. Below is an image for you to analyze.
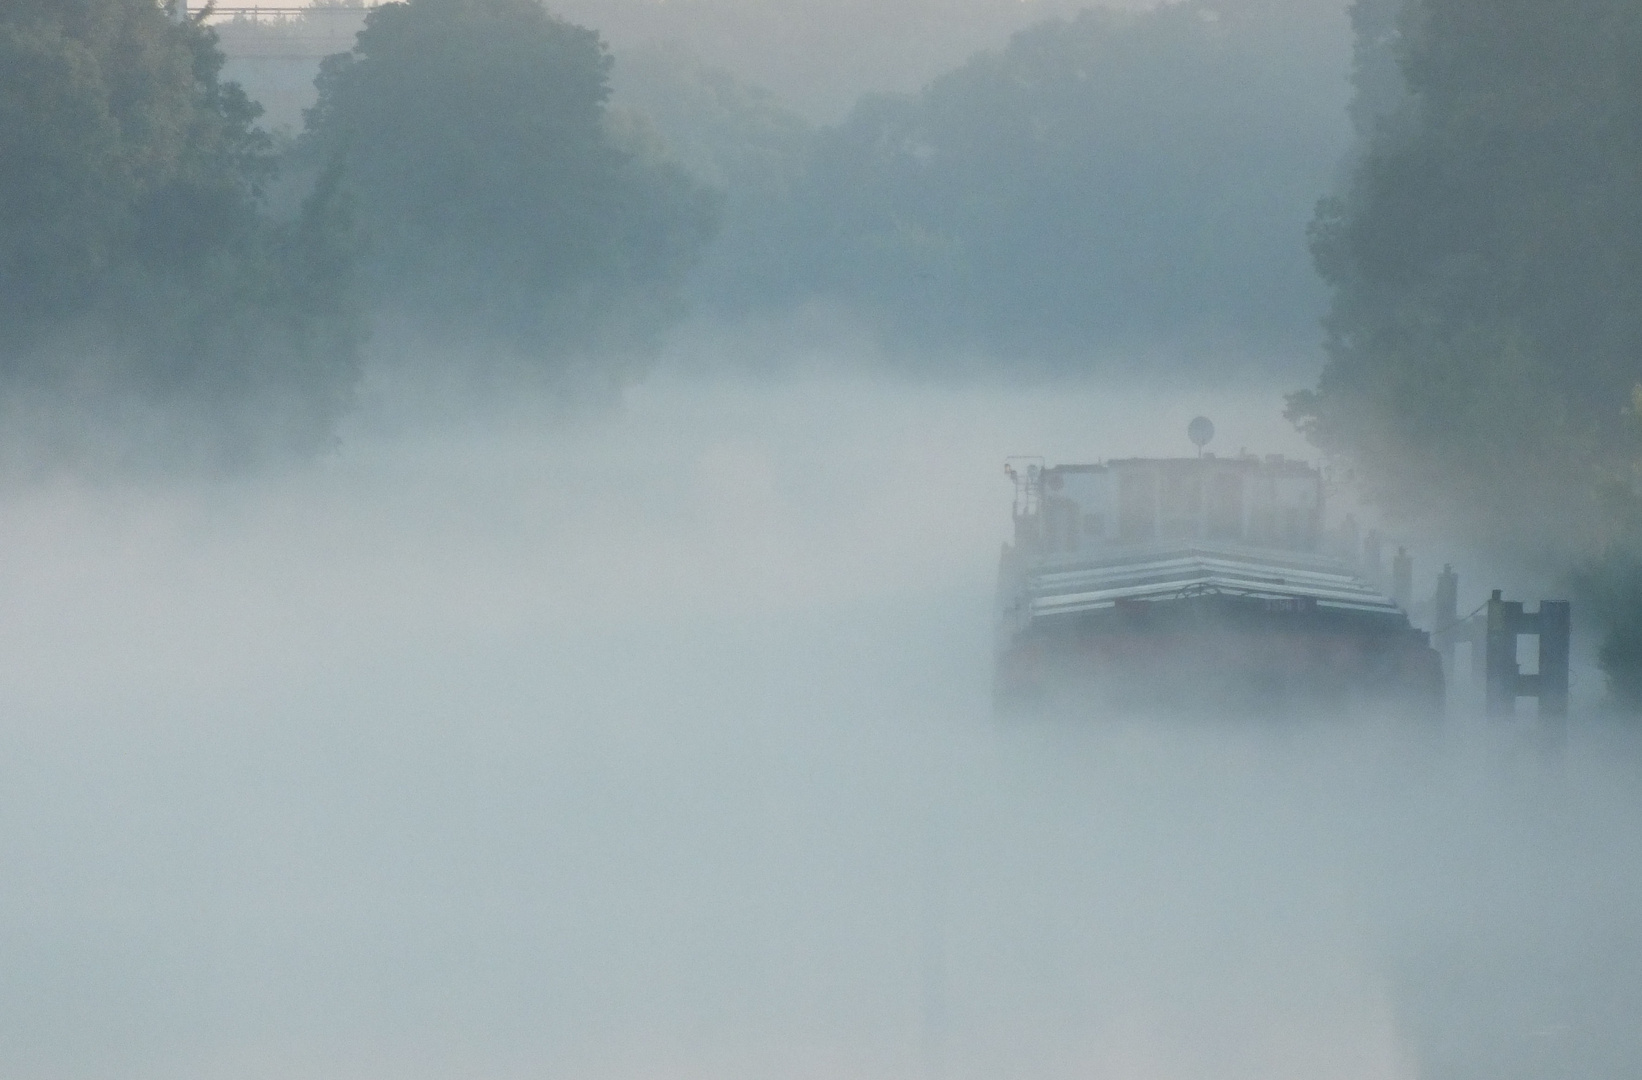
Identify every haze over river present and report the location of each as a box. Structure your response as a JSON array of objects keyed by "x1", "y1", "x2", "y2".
[{"x1": 1, "y1": 368, "x2": 1638, "y2": 1080}]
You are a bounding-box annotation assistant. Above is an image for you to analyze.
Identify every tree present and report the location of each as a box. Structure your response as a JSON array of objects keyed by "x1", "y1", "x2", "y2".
[
  {"x1": 1294, "y1": 0, "x2": 1642, "y2": 538},
  {"x1": 302, "y1": 0, "x2": 718, "y2": 382},
  {"x1": 607, "y1": 45, "x2": 816, "y2": 317},
  {"x1": 0, "y1": 0, "x2": 363, "y2": 459},
  {"x1": 720, "y1": 0, "x2": 1354, "y2": 370},
  {"x1": 1290, "y1": 0, "x2": 1642, "y2": 698}
]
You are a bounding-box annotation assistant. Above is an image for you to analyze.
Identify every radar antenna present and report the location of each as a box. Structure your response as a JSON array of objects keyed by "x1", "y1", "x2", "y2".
[{"x1": 1188, "y1": 416, "x2": 1215, "y2": 457}]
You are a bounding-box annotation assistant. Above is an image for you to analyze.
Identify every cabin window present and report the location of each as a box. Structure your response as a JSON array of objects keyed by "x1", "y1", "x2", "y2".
[
  {"x1": 1118, "y1": 471, "x2": 1157, "y2": 542},
  {"x1": 1206, "y1": 472, "x2": 1243, "y2": 539},
  {"x1": 1159, "y1": 471, "x2": 1202, "y2": 538},
  {"x1": 1246, "y1": 478, "x2": 1277, "y2": 544},
  {"x1": 1281, "y1": 506, "x2": 1303, "y2": 548},
  {"x1": 1045, "y1": 498, "x2": 1080, "y2": 551}
]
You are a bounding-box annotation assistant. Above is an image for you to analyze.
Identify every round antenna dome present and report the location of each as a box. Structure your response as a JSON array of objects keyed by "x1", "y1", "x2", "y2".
[{"x1": 1188, "y1": 415, "x2": 1215, "y2": 451}]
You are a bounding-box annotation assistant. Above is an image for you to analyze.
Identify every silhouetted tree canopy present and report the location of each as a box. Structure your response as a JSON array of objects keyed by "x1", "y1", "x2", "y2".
[
  {"x1": 303, "y1": 0, "x2": 719, "y2": 376},
  {"x1": 608, "y1": 46, "x2": 815, "y2": 321},
  {"x1": 1292, "y1": 0, "x2": 1642, "y2": 533},
  {"x1": 671, "y1": 0, "x2": 1351, "y2": 370},
  {"x1": 0, "y1": 0, "x2": 362, "y2": 454},
  {"x1": 1288, "y1": 0, "x2": 1642, "y2": 698}
]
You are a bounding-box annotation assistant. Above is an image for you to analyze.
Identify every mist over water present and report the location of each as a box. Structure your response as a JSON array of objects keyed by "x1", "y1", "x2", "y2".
[{"x1": 1, "y1": 367, "x2": 1640, "y2": 1080}]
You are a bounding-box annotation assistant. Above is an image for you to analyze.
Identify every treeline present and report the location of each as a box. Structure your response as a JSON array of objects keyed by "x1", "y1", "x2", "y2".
[
  {"x1": 626, "y1": 0, "x2": 1353, "y2": 370},
  {"x1": 19, "y1": 0, "x2": 1640, "y2": 693},
  {"x1": 1288, "y1": 0, "x2": 1642, "y2": 697},
  {"x1": 300, "y1": 0, "x2": 716, "y2": 378},
  {"x1": 3, "y1": 0, "x2": 1356, "y2": 464},
  {"x1": 0, "y1": 0, "x2": 717, "y2": 462},
  {"x1": 555, "y1": 0, "x2": 1089, "y2": 122},
  {"x1": 0, "y1": 0, "x2": 361, "y2": 457}
]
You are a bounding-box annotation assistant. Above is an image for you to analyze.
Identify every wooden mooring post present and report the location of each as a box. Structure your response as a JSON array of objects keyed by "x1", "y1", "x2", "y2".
[
  {"x1": 1484, "y1": 590, "x2": 1571, "y2": 719},
  {"x1": 1392, "y1": 546, "x2": 1413, "y2": 609},
  {"x1": 1432, "y1": 564, "x2": 1459, "y2": 671}
]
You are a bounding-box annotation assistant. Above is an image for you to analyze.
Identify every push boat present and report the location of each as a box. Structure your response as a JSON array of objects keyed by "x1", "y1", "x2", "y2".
[{"x1": 994, "y1": 432, "x2": 1443, "y2": 713}]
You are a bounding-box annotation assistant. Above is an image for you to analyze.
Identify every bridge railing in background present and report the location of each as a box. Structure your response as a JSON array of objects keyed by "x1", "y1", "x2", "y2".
[{"x1": 198, "y1": 4, "x2": 376, "y2": 59}]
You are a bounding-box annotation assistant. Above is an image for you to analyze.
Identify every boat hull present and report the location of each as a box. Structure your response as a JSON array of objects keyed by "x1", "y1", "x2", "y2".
[{"x1": 995, "y1": 545, "x2": 1444, "y2": 716}]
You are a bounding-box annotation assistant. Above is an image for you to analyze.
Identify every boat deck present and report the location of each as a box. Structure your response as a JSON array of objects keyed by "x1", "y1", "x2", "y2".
[{"x1": 1025, "y1": 541, "x2": 1400, "y2": 620}]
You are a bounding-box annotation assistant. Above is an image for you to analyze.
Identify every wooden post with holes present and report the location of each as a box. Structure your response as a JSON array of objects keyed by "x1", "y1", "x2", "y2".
[
  {"x1": 1538, "y1": 600, "x2": 1571, "y2": 718},
  {"x1": 1484, "y1": 590, "x2": 1571, "y2": 719}
]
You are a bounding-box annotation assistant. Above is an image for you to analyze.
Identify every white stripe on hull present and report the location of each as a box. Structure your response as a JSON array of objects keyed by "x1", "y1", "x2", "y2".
[{"x1": 1023, "y1": 542, "x2": 1400, "y2": 620}]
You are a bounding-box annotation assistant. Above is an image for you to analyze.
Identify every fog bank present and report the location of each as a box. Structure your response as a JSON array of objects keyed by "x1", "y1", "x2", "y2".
[{"x1": 0, "y1": 373, "x2": 1638, "y2": 1079}]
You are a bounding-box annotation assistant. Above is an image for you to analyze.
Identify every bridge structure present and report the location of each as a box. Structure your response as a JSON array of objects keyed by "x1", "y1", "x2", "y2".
[{"x1": 192, "y1": 4, "x2": 377, "y2": 58}]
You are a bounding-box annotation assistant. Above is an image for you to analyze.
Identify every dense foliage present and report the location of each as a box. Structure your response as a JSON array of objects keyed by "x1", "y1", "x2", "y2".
[
  {"x1": 1289, "y1": 0, "x2": 1642, "y2": 697},
  {"x1": 0, "y1": 0, "x2": 361, "y2": 454},
  {"x1": 608, "y1": 46, "x2": 816, "y2": 324},
  {"x1": 649, "y1": 0, "x2": 1352, "y2": 370},
  {"x1": 302, "y1": 0, "x2": 719, "y2": 379}
]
